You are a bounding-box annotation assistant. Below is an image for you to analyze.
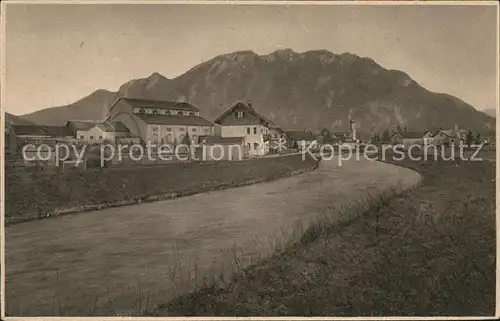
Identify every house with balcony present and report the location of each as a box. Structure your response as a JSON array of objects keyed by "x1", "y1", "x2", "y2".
[{"x1": 213, "y1": 102, "x2": 277, "y2": 157}]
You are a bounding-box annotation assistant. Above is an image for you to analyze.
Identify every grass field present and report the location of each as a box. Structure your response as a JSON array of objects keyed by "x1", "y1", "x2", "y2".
[
  {"x1": 5, "y1": 154, "x2": 318, "y2": 224},
  {"x1": 150, "y1": 157, "x2": 496, "y2": 316}
]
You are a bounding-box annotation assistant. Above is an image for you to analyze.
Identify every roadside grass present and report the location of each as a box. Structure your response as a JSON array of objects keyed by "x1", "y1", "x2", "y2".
[
  {"x1": 148, "y1": 158, "x2": 496, "y2": 316},
  {"x1": 5, "y1": 154, "x2": 318, "y2": 224}
]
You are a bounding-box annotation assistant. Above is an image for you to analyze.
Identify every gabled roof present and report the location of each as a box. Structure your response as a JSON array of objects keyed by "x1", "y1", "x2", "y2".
[
  {"x1": 136, "y1": 114, "x2": 213, "y2": 126},
  {"x1": 66, "y1": 120, "x2": 99, "y2": 131},
  {"x1": 200, "y1": 136, "x2": 245, "y2": 144},
  {"x1": 213, "y1": 102, "x2": 275, "y2": 126},
  {"x1": 437, "y1": 129, "x2": 454, "y2": 137},
  {"x1": 284, "y1": 130, "x2": 316, "y2": 141},
  {"x1": 392, "y1": 131, "x2": 431, "y2": 139},
  {"x1": 113, "y1": 97, "x2": 199, "y2": 112},
  {"x1": 11, "y1": 125, "x2": 73, "y2": 137},
  {"x1": 66, "y1": 120, "x2": 130, "y2": 133}
]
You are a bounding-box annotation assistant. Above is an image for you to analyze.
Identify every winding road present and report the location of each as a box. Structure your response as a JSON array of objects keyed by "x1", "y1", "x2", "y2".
[{"x1": 5, "y1": 157, "x2": 421, "y2": 316}]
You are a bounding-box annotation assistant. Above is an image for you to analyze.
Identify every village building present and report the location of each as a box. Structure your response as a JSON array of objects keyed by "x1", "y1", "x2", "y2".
[
  {"x1": 7, "y1": 125, "x2": 75, "y2": 165},
  {"x1": 390, "y1": 131, "x2": 433, "y2": 147},
  {"x1": 432, "y1": 125, "x2": 466, "y2": 145},
  {"x1": 284, "y1": 130, "x2": 317, "y2": 150},
  {"x1": 389, "y1": 126, "x2": 469, "y2": 147},
  {"x1": 106, "y1": 97, "x2": 215, "y2": 146},
  {"x1": 213, "y1": 102, "x2": 278, "y2": 157},
  {"x1": 65, "y1": 120, "x2": 132, "y2": 143},
  {"x1": 331, "y1": 119, "x2": 358, "y2": 144}
]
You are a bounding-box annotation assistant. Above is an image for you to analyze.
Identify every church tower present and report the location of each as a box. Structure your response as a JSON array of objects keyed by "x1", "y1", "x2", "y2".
[{"x1": 349, "y1": 119, "x2": 357, "y2": 141}]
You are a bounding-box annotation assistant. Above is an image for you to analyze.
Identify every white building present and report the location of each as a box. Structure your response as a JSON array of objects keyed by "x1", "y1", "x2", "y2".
[
  {"x1": 106, "y1": 97, "x2": 214, "y2": 146},
  {"x1": 213, "y1": 102, "x2": 276, "y2": 157},
  {"x1": 65, "y1": 120, "x2": 131, "y2": 143}
]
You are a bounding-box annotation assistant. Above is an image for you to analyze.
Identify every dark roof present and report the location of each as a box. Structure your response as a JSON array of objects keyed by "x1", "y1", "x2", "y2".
[
  {"x1": 107, "y1": 121, "x2": 130, "y2": 133},
  {"x1": 136, "y1": 114, "x2": 213, "y2": 126},
  {"x1": 12, "y1": 125, "x2": 73, "y2": 137},
  {"x1": 66, "y1": 120, "x2": 130, "y2": 133},
  {"x1": 285, "y1": 130, "x2": 316, "y2": 141},
  {"x1": 200, "y1": 136, "x2": 245, "y2": 144},
  {"x1": 119, "y1": 97, "x2": 200, "y2": 112},
  {"x1": 332, "y1": 132, "x2": 348, "y2": 138},
  {"x1": 213, "y1": 102, "x2": 275, "y2": 126},
  {"x1": 437, "y1": 129, "x2": 455, "y2": 137}
]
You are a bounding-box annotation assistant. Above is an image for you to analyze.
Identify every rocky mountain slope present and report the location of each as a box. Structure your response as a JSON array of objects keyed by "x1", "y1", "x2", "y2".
[{"x1": 19, "y1": 49, "x2": 495, "y2": 134}]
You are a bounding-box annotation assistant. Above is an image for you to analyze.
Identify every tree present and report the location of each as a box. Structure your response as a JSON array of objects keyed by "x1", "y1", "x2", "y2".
[
  {"x1": 182, "y1": 132, "x2": 191, "y2": 146},
  {"x1": 382, "y1": 129, "x2": 390, "y2": 143},
  {"x1": 320, "y1": 128, "x2": 332, "y2": 143},
  {"x1": 474, "y1": 133, "x2": 482, "y2": 145},
  {"x1": 403, "y1": 125, "x2": 408, "y2": 134},
  {"x1": 465, "y1": 130, "x2": 474, "y2": 146}
]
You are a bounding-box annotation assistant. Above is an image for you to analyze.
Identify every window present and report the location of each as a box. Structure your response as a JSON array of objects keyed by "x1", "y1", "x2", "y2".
[
  {"x1": 90, "y1": 136, "x2": 94, "y2": 140},
  {"x1": 189, "y1": 112, "x2": 195, "y2": 116},
  {"x1": 139, "y1": 108, "x2": 145, "y2": 114},
  {"x1": 253, "y1": 127, "x2": 257, "y2": 134},
  {"x1": 165, "y1": 110, "x2": 172, "y2": 115},
  {"x1": 204, "y1": 127, "x2": 211, "y2": 133},
  {"x1": 192, "y1": 128, "x2": 197, "y2": 132},
  {"x1": 236, "y1": 111, "x2": 245, "y2": 119},
  {"x1": 153, "y1": 109, "x2": 159, "y2": 115},
  {"x1": 247, "y1": 127, "x2": 251, "y2": 134},
  {"x1": 166, "y1": 127, "x2": 172, "y2": 132},
  {"x1": 99, "y1": 136, "x2": 103, "y2": 140},
  {"x1": 166, "y1": 134, "x2": 173, "y2": 143},
  {"x1": 80, "y1": 135, "x2": 84, "y2": 139}
]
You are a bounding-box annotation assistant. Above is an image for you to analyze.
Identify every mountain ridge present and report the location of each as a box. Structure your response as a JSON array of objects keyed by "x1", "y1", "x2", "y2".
[{"x1": 18, "y1": 49, "x2": 495, "y2": 134}]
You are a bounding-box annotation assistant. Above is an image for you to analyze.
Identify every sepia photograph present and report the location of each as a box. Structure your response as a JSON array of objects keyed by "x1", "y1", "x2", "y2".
[{"x1": 0, "y1": 0, "x2": 498, "y2": 318}]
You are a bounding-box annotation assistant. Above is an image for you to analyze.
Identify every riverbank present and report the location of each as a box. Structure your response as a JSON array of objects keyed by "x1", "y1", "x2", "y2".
[
  {"x1": 151, "y1": 157, "x2": 496, "y2": 316},
  {"x1": 5, "y1": 154, "x2": 319, "y2": 224}
]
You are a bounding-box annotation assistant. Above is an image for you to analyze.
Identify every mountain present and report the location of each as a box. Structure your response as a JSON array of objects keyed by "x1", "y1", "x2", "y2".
[
  {"x1": 19, "y1": 49, "x2": 495, "y2": 134},
  {"x1": 482, "y1": 108, "x2": 496, "y2": 118},
  {"x1": 5, "y1": 112, "x2": 35, "y2": 126},
  {"x1": 4, "y1": 112, "x2": 35, "y2": 134},
  {"x1": 21, "y1": 89, "x2": 119, "y2": 125}
]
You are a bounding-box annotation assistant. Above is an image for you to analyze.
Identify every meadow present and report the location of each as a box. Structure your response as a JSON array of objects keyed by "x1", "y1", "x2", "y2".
[{"x1": 5, "y1": 154, "x2": 318, "y2": 224}]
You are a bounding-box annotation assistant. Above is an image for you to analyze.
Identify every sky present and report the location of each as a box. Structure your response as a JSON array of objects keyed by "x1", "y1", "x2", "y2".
[{"x1": 3, "y1": 2, "x2": 498, "y2": 115}]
